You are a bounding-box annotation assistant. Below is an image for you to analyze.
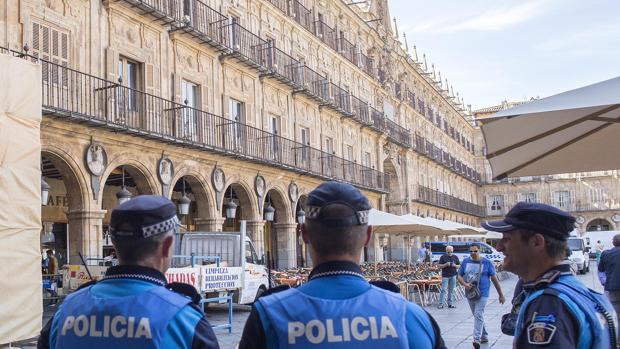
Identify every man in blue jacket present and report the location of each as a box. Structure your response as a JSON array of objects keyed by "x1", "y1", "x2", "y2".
[
  {"x1": 37, "y1": 195, "x2": 219, "y2": 349},
  {"x1": 599, "y1": 234, "x2": 620, "y2": 321},
  {"x1": 238, "y1": 181, "x2": 445, "y2": 349}
]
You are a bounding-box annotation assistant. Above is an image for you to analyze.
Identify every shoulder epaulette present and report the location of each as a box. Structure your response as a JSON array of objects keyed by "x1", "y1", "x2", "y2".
[
  {"x1": 259, "y1": 285, "x2": 290, "y2": 299},
  {"x1": 166, "y1": 282, "x2": 201, "y2": 305}
]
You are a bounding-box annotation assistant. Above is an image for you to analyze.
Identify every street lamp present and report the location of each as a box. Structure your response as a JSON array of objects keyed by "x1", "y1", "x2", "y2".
[
  {"x1": 296, "y1": 209, "x2": 305, "y2": 224},
  {"x1": 116, "y1": 166, "x2": 132, "y2": 205},
  {"x1": 224, "y1": 189, "x2": 238, "y2": 219},
  {"x1": 41, "y1": 158, "x2": 50, "y2": 206},
  {"x1": 178, "y1": 178, "x2": 191, "y2": 216},
  {"x1": 264, "y1": 195, "x2": 275, "y2": 222}
]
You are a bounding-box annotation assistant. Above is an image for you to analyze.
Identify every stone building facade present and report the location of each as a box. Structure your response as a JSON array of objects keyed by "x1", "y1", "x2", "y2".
[
  {"x1": 1, "y1": 0, "x2": 485, "y2": 268},
  {"x1": 475, "y1": 102, "x2": 620, "y2": 233}
]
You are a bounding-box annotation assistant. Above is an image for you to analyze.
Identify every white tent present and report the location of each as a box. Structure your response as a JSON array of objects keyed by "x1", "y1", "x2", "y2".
[
  {"x1": 480, "y1": 76, "x2": 620, "y2": 179},
  {"x1": 369, "y1": 209, "x2": 441, "y2": 234}
]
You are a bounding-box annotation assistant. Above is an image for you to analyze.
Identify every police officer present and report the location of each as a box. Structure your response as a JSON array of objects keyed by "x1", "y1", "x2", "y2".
[
  {"x1": 238, "y1": 181, "x2": 446, "y2": 349},
  {"x1": 484, "y1": 202, "x2": 617, "y2": 348},
  {"x1": 38, "y1": 195, "x2": 219, "y2": 349}
]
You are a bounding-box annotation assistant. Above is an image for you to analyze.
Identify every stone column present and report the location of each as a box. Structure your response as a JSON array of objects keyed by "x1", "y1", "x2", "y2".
[
  {"x1": 66, "y1": 209, "x2": 106, "y2": 263},
  {"x1": 246, "y1": 220, "x2": 266, "y2": 258},
  {"x1": 194, "y1": 217, "x2": 225, "y2": 232},
  {"x1": 273, "y1": 223, "x2": 297, "y2": 269}
]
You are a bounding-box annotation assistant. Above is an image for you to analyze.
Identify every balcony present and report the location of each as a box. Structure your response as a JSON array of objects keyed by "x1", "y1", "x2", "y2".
[
  {"x1": 314, "y1": 20, "x2": 338, "y2": 52},
  {"x1": 293, "y1": 65, "x2": 330, "y2": 103},
  {"x1": 25, "y1": 52, "x2": 388, "y2": 193},
  {"x1": 289, "y1": 0, "x2": 314, "y2": 33},
  {"x1": 266, "y1": 0, "x2": 288, "y2": 13},
  {"x1": 357, "y1": 51, "x2": 375, "y2": 78},
  {"x1": 416, "y1": 186, "x2": 485, "y2": 217},
  {"x1": 323, "y1": 82, "x2": 351, "y2": 115},
  {"x1": 413, "y1": 134, "x2": 481, "y2": 183},
  {"x1": 384, "y1": 118, "x2": 412, "y2": 148},
  {"x1": 222, "y1": 23, "x2": 270, "y2": 71},
  {"x1": 337, "y1": 36, "x2": 356, "y2": 64},
  {"x1": 369, "y1": 106, "x2": 385, "y2": 133},
  {"x1": 260, "y1": 45, "x2": 303, "y2": 88},
  {"x1": 350, "y1": 95, "x2": 372, "y2": 126}
]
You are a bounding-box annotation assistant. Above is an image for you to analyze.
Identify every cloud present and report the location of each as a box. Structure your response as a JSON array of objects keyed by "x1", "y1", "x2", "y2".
[
  {"x1": 405, "y1": 1, "x2": 553, "y2": 34},
  {"x1": 535, "y1": 23, "x2": 620, "y2": 52}
]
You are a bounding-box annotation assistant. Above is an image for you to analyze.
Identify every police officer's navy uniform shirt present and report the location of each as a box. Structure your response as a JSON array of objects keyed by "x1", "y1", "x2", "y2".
[
  {"x1": 38, "y1": 265, "x2": 219, "y2": 349},
  {"x1": 515, "y1": 264, "x2": 579, "y2": 348},
  {"x1": 599, "y1": 246, "x2": 620, "y2": 291},
  {"x1": 238, "y1": 261, "x2": 446, "y2": 349}
]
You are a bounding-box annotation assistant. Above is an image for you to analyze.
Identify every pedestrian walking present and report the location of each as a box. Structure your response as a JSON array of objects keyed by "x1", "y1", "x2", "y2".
[
  {"x1": 44, "y1": 249, "x2": 59, "y2": 306},
  {"x1": 596, "y1": 240, "x2": 605, "y2": 264},
  {"x1": 437, "y1": 245, "x2": 460, "y2": 309},
  {"x1": 486, "y1": 202, "x2": 617, "y2": 348},
  {"x1": 599, "y1": 234, "x2": 620, "y2": 322},
  {"x1": 238, "y1": 181, "x2": 446, "y2": 349},
  {"x1": 418, "y1": 245, "x2": 429, "y2": 264},
  {"x1": 458, "y1": 244, "x2": 506, "y2": 348},
  {"x1": 37, "y1": 195, "x2": 219, "y2": 349}
]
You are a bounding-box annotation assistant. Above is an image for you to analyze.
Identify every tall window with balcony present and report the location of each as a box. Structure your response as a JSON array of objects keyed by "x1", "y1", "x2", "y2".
[
  {"x1": 324, "y1": 136, "x2": 334, "y2": 177},
  {"x1": 268, "y1": 115, "x2": 281, "y2": 160},
  {"x1": 299, "y1": 127, "x2": 310, "y2": 166},
  {"x1": 345, "y1": 145, "x2": 354, "y2": 180},
  {"x1": 32, "y1": 21, "x2": 70, "y2": 109},
  {"x1": 228, "y1": 98, "x2": 244, "y2": 151},
  {"x1": 181, "y1": 80, "x2": 198, "y2": 141},
  {"x1": 488, "y1": 195, "x2": 504, "y2": 216},
  {"x1": 118, "y1": 56, "x2": 142, "y2": 127}
]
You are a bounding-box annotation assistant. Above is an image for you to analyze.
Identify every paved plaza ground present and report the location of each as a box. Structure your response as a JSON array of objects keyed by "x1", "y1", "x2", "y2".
[{"x1": 10, "y1": 264, "x2": 603, "y2": 349}]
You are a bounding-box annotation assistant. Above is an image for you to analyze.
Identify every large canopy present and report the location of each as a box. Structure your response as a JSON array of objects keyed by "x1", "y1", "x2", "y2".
[
  {"x1": 369, "y1": 209, "x2": 441, "y2": 234},
  {"x1": 480, "y1": 76, "x2": 620, "y2": 179}
]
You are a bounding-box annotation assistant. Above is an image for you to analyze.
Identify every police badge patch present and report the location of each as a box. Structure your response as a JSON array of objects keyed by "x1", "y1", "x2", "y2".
[{"x1": 527, "y1": 321, "x2": 557, "y2": 345}]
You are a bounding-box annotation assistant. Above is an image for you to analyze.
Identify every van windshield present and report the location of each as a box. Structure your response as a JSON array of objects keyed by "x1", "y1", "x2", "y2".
[{"x1": 567, "y1": 239, "x2": 583, "y2": 251}]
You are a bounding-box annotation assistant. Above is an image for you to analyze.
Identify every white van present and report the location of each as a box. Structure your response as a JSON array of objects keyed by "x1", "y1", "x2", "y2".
[
  {"x1": 567, "y1": 236, "x2": 590, "y2": 274},
  {"x1": 428, "y1": 241, "x2": 504, "y2": 263}
]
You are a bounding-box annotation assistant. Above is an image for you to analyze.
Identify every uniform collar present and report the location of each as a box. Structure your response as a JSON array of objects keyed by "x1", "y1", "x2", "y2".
[
  {"x1": 308, "y1": 261, "x2": 365, "y2": 281},
  {"x1": 103, "y1": 265, "x2": 167, "y2": 286},
  {"x1": 522, "y1": 263, "x2": 571, "y2": 291}
]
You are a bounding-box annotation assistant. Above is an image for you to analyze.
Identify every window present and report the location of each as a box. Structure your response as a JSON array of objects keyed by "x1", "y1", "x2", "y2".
[
  {"x1": 300, "y1": 127, "x2": 310, "y2": 162},
  {"x1": 554, "y1": 191, "x2": 570, "y2": 208},
  {"x1": 363, "y1": 152, "x2": 371, "y2": 167},
  {"x1": 521, "y1": 192, "x2": 536, "y2": 203},
  {"x1": 228, "y1": 98, "x2": 244, "y2": 149},
  {"x1": 488, "y1": 195, "x2": 504, "y2": 214},
  {"x1": 32, "y1": 21, "x2": 69, "y2": 86},
  {"x1": 118, "y1": 56, "x2": 141, "y2": 111},
  {"x1": 181, "y1": 80, "x2": 198, "y2": 140},
  {"x1": 269, "y1": 115, "x2": 280, "y2": 158},
  {"x1": 324, "y1": 136, "x2": 334, "y2": 175},
  {"x1": 346, "y1": 145, "x2": 354, "y2": 161}
]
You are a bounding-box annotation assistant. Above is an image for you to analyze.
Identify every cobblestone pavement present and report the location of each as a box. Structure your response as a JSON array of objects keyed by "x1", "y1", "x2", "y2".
[{"x1": 10, "y1": 265, "x2": 603, "y2": 349}]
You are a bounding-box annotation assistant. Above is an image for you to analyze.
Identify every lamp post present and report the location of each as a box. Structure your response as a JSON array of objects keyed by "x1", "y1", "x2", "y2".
[
  {"x1": 264, "y1": 201, "x2": 275, "y2": 222},
  {"x1": 116, "y1": 166, "x2": 132, "y2": 205},
  {"x1": 224, "y1": 189, "x2": 238, "y2": 220},
  {"x1": 41, "y1": 158, "x2": 50, "y2": 206},
  {"x1": 296, "y1": 209, "x2": 305, "y2": 224}
]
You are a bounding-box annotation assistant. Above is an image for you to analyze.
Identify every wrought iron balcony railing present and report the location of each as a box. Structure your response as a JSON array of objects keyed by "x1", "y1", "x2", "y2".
[
  {"x1": 325, "y1": 82, "x2": 351, "y2": 114},
  {"x1": 370, "y1": 106, "x2": 385, "y2": 132},
  {"x1": 223, "y1": 23, "x2": 270, "y2": 71},
  {"x1": 294, "y1": 65, "x2": 330, "y2": 103},
  {"x1": 261, "y1": 45, "x2": 302, "y2": 88},
  {"x1": 337, "y1": 36, "x2": 356, "y2": 64},
  {"x1": 289, "y1": 0, "x2": 314, "y2": 33},
  {"x1": 357, "y1": 51, "x2": 375, "y2": 77},
  {"x1": 416, "y1": 186, "x2": 485, "y2": 217},
  {"x1": 350, "y1": 95, "x2": 372, "y2": 126},
  {"x1": 385, "y1": 118, "x2": 412, "y2": 148},
  {"x1": 314, "y1": 20, "x2": 338, "y2": 52},
  {"x1": 412, "y1": 134, "x2": 481, "y2": 183},
  {"x1": 21, "y1": 52, "x2": 387, "y2": 192}
]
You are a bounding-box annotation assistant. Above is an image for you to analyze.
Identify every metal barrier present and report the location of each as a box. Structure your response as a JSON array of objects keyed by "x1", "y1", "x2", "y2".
[{"x1": 42, "y1": 273, "x2": 63, "y2": 306}]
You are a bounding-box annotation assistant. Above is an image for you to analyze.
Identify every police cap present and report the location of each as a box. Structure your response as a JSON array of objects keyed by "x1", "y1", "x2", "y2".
[
  {"x1": 110, "y1": 195, "x2": 180, "y2": 239},
  {"x1": 482, "y1": 202, "x2": 575, "y2": 240},
  {"x1": 305, "y1": 181, "x2": 371, "y2": 227}
]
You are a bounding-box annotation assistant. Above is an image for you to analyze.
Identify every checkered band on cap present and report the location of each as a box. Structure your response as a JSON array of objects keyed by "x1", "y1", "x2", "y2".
[
  {"x1": 357, "y1": 210, "x2": 369, "y2": 224},
  {"x1": 142, "y1": 216, "x2": 180, "y2": 238},
  {"x1": 305, "y1": 205, "x2": 369, "y2": 225},
  {"x1": 306, "y1": 206, "x2": 322, "y2": 219}
]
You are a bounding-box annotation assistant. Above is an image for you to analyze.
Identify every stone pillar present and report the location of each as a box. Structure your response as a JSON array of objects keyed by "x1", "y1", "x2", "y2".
[
  {"x1": 273, "y1": 223, "x2": 297, "y2": 269},
  {"x1": 194, "y1": 217, "x2": 225, "y2": 232},
  {"x1": 66, "y1": 209, "x2": 106, "y2": 263},
  {"x1": 246, "y1": 220, "x2": 265, "y2": 258}
]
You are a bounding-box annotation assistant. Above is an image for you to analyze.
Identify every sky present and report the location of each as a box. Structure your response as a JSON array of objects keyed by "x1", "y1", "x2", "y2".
[{"x1": 388, "y1": 0, "x2": 620, "y2": 110}]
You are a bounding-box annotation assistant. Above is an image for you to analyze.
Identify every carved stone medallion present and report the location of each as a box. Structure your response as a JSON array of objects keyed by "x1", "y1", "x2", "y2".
[
  {"x1": 157, "y1": 157, "x2": 174, "y2": 185},
  {"x1": 255, "y1": 175, "x2": 266, "y2": 197},
  {"x1": 288, "y1": 182, "x2": 299, "y2": 203},
  {"x1": 212, "y1": 167, "x2": 225, "y2": 192},
  {"x1": 85, "y1": 143, "x2": 107, "y2": 176}
]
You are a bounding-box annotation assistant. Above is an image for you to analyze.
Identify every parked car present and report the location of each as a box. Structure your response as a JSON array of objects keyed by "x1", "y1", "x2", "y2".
[{"x1": 567, "y1": 236, "x2": 590, "y2": 274}]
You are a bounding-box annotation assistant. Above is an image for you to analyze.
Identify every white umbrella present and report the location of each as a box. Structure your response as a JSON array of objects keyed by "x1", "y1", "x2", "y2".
[
  {"x1": 480, "y1": 76, "x2": 620, "y2": 179},
  {"x1": 368, "y1": 209, "x2": 440, "y2": 234},
  {"x1": 400, "y1": 214, "x2": 455, "y2": 235}
]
